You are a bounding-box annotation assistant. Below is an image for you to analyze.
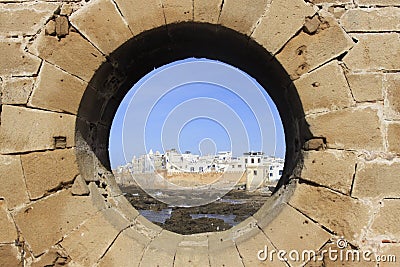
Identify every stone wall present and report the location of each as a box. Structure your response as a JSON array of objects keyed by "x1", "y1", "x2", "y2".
[{"x1": 0, "y1": 0, "x2": 399, "y2": 266}]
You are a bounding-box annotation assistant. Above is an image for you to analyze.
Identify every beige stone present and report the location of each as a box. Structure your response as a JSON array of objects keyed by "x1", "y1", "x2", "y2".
[
  {"x1": 69, "y1": 0, "x2": 132, "y2": 55},
  {"x1": 113, "y1": 0, "x2": 165, "y2": 35},
  {"x1": 0, "y1": 40, "x2": 41, "y2": 77},
  {"x1": 0, "y1": 3, "x2": 58, "y2": 36},
  {"x1": 346, "y1": 73, "x2": 383, "y2": 102},
  {"x1": 304, "y1": 15, "x2": 321, "y2": 35},
  {"x1": 71, "y1": 175, "x2": 89, "y2": 196},
  {"x1": 111, "y1": 195, "x2": 139, "y2": 222},
  {"x1": 277, "y1": 14, "x2": 353, "y2": 79},
  {"x1": 385, "y1": 74, "x2": 400, "y2": 120},
  {"x1": 21, "y1": 149, "x2": 79, "y2": 200},
  {"x1": 29, "y1": 31, "x2": 105, "y2": 82},
  {"x1": 14, "y1": 190, "x2": 98, "y2": 256},
  {"x1": 341, "y1": 8, "x2": 400, "y2": 32},
  {"x1": 132, "y1": 215, "x2": 162, "y2": 240},
  {"x1": 2, "y1": 78, "x2": 34, "y2": 105},
  {"x1": 0, "y1": 201, "x2": 17, "y2": 243},
  {"x1": 208, "y1": 232, "x2": 243, "y2": 267},
  {"x1": 194, "y1": 0, "x2": 221, "y2": 23},
  {"x1": 301, "y1": 150, "x2": 356, "y2": 194},
  {"x1": 0, "y1": 245, "x2": 21, "y2": 266},
  {"x1": 387, "y1": 123, "x2": 400, "y2": 154},
  {"x1": 294, "y1": 61, "x2": 352, "y2": 114},
  {"x1": 88, "y1": 182, "x2": 109, "y2": 211},
  {"x1": 30, "y1": 247, "x2": 70, "y2": 267},
  {"x1": 358, "y1": 0, "x2": 400, "y2": 6},
  {"x1": 252, "y1": 0, "x2": 315, "y2": 54},
  {"x1": 219, "y1": 0, "x2": 269, "y2": 36},
  {"x1": 98, "y1": 227, "x2": 151, "y2": 267},
  {"x1": 175, "y1": 235, "x2": 209, "y2": 267},
  {"x1": 61, "y1": 208, "x2": 129, "y2": 266},
  {"x1": 29, "y1": 62, "x2": 87, "y2": 114},
  {"x1": 371, "y1": 199, "x2": 400, "y2": 238},
  {"x1": 306, "y1": 107, "x2": 383, "y2": 151},
  {"x1": 55, "y1": 16, "x2": 69, "y2": 37},
  {"x1": 0, "y1": 105, "x2": 75, "y2": 154},
  {"x1": 309, "y1": 0, "x2": 351, "y2": 3},
  {"x1": 304, "y1": 138, "x2": 325, "y2": 151},
  {"x1": 140, "y1": 230, "x2": 182, "y2": 267},
  {"x1": 0, "y1": 155, "x2": 29, "y2": 209},
  {"x1": 353, "y1": 162, "x2": 400, "y2": 199},
  {"x1": 343, "y1": 33, "x2": 400, "y2": 72},
  {"x1": 289, "y1": 182, "x2": 370, "y2": 241},
  {"x1": 162, "y1": 0, "x2": 193, "y2": 24},
  {"x1": 263, "y1": 204, "x2": 331, "y2": 266},
  {"x1": 379, "y1": 244, "x2": 400, "y2": 267}
]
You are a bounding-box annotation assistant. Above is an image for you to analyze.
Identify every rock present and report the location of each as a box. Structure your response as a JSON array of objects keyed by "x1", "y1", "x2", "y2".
[
  {"x1": 55, "y1": 16, "x2": 69, "y2": 37},
  {"x1": 45, "y1": 20, "x2": 56, "y2": 36},
  {"x1": 0, "y1": 201, "x2": 17, "y2": 243},
  {"x1": 346, "y1": 73, "x2": 383, "y2": 102},
  {"x1": 162, "y1": 0, "x2": 193, "y2": 24},
  {"x1": 341, "y1": 8, "x2": 400, "y2": 32},
  {"x1": 2, "y1": 77, "x2": 34, "y2": 105},
  {"x1": 71, "y1": 175, "x2": 90, "y2": 196},
  {"x1": 304, "y1": 15, "x2": 320, "y2": 34}
]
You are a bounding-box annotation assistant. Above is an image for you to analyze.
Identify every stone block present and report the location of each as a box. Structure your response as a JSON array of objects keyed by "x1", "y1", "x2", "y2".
[
  {"x1": 262, "y1": 204, "x2": 331, "y2": 266},
  {"x1": 98, "y1": 227, "x2": 151, "y2": 267},
  {"x1": 341, "y1": 8, "x2": 400, "y2": 32},
  {"x1": 132, "y1": 215, "x2": 162, "y2": 240},
  {"x1": 55, "y1": 16, "x2": 69, "y2": 38},
  {"x1": 309, "y1": 0, "x2": 351, "y2": 3},
  {"x1": 289, "y1": 183, "x2": 370, "y2": 241},
  {"x1": 346, "y1": 73, "x2": 383, "y2": 102},
  {"x1": 14, "y1": 190, "x2": 98, "y2": 256},
  {"x1": 379, "y1": 244, "x2": 400, "y2": 267},
  {"x1": 0, "y1": 105, "x2": 75, "y2": 154},
  {"x1": 21, "y1": 149, "x2": 79, "y2": 200},
  {"x1": 294, "y1": 61, "x2": 352, "y2": 114},
  {"x1": 140, "y1": 230, "x2": 182, "y2": 267},
  {"x1": 0, "y1": 3, "x2": 59, "y2": 36},
  {"x1": 343, "y1": 33, "x2": 400, "y2": 72},
  {"x1": 71, "y1": 175, "x2": 89, "y2": 196},
  {"x1": 208, "y1": 232, "x2": 243, "y2": 266},
  {"x1": 306, "y1": 107, "x2": 383, "y2": 151},
  {"x1": 352, "y1": 162, "x2": 400, "y2": 199},
  {"x1": 175, "y1": 235, "x2": 209, "y2": 267},
  {"x1": 28, "y1": 62, "x2": 87, "y2": 115},
  {"x1": 45, "y1": 20, "x2": 56, "y2": 36},
  {"x1": 371, "y1": 199, "x2": 400, "y2": 238},
  {"x1": 277, "y1": 13, "x2": 353, "y2": 79},
  {"x1": 384, "y1": 74, "x2": 400, "y2": 120},
  {"x1": 194, "y1": 0, "x2": 221, "y2": 23},
  {"x1": 252, "y1": 0, "x2": 315, "y2": 54},
  {"x1": 88, "y1": 182, "x2": 108, "y2": 211},
  {"x1": 113, "y1": 0, "x2": 165, "y2": 35},
  {"x1": 2, "y1": 78, "x2": 34, "y2": 105},
  {"x1": 0, "y1": 40, "x2": 41, "y2": 77},
  {"x1": 0, "y1": 245, "x2": 21, "y2": 267},
  {"x1": 219, "y1": 0, "x2": 269, "y2": 36},
  {"x1": 358, "y1": 0, "x2": 400, "y2": 6},
  {"x1": 0, "y1": 155, "x2": 29, "y2": 209},
  {"x1": 301, "y1": 150, "x2": 356, "y2": 194},
  {"x1": 29, "y1": 31, "x2": 105, "y2": 82},
  {"x1": 111, "y1": 195, "x2": 139, "y2": 222},
  {"x1": 0, "y1": 201, "x2": 17, "y2": 243},
  {"x1": 61, "y1": 208, "x2": 129, "y2": 266},
  {"x1": 162, "y1": 0, "x2": 193, "y2": 24},
  {"x1": 69, "y1": 0, "x2": 132, "y2": 55},
  {"x1": 387, "y1": 123, "x2": 400, "y2": 154}
]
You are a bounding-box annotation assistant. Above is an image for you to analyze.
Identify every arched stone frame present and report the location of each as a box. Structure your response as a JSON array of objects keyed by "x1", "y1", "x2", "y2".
[{"x1": 1, "y1": 0, "x2": 399, "y2": 266}]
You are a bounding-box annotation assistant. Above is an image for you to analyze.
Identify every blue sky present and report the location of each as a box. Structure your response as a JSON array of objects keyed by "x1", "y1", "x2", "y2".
[{"x1": 109, "y1": 58, "x2": 286, "y2": 168}]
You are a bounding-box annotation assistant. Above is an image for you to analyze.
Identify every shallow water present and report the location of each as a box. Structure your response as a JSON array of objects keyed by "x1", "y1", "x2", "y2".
[{"x1": 138, "y1": 208, "x2": 172, "y2": 223}]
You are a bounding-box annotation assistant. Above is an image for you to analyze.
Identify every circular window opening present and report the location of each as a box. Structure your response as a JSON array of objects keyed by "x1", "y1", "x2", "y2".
[{"x1": 109, "y1": 58, "x2": 286, "y2": 234}]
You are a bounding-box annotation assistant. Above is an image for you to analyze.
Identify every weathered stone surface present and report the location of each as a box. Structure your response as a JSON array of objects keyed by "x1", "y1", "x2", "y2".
[
  {"x1": 343, "y1": 33, "x2": 400, "y2": 72},
  {"x1": 2, "y1": 77, "x2": 34, "y2": 105},
  {"x1": 385, "y1": 74, "x2": 400, "y2": 120},
  {"x1": 30, "y1": 247, "x2": 70, "y2": 267},
  {"x1": 0, "y1": 201, "x2": 17, "y2": 243},
  {"x1": 29, "y1": 31, "x2": 105, "y2": 82},
  {"x1": 0, "y1": 155, "x2": 29, "y2": 209},
  {"x1": 61, "y1": 208, "x2": 129, "y2": 266},
  {"x1": 341, "y1": 8, "x2": 400, "y2": 32},
  {"x1": 194, "y1": 0, "x2": 221, "y2": 23},
  {"x1": 387, "y1": 123, "x2": 400, "y2": 154},
  {"x1": 132, "y1": 215, "x2": 162, "y2": 240},
  {"x1": 0, "y1": 105, "x2": 75, "y2": 154},
  {"x1": 140, "y1": 230, "x2": 182, "y2": 267},
  {"x1": 301, "y1": 150, "x2": 356, "y2": 195},
  {"x1": 45, "y1": 20, "x2": 56, "y2": 36},
  {"x1": 379, "y1": 244, "x2": 400, "y2": 267},
  {"x1": 306, "y1": 107, "x2": 383, "y2": 151},
  {"x1": 175, "y1": 235, "x2": 209, "y2": 267},
  {"x1": 252, "y1": 0, "x2": 315, "y2": 54},
  {"x1": 98, "y1": 227, "x2": 151, "y2": 267},
  {"x1": 88, "y1": 182, "x2": 108, "y2": 211},
  {"x1": 162, "y1": 0, "x2": 193, "y2": 24},
  {"x1": 294, "y1": 61, "x2": 352, "y2": 114},
  {"x1": 0, "y1": 3, "x2": 58, "y2": 36},
  {"x1": 219, "y1": 0, "x2": 269, "y2": 36},
  {"x1": 309, "y1": 0, "x2": 351, "y2": 3},
  {"x1": 208, "y1": 232, "x2": 243, "y2": 267},
  {"x1": 0, "y1": 245, "x2": 21, "y2": 266},
  {"x1": 263, "y1": 204, "x2": 331, "y2": 266},
  {"x1": 304, "y1": 138, "x2": 325, "y2": 151},
  {"x1": 0, "y1": 40, "x2": 41, "y2": 77},
  {"x1": 346, "y1": 73, "x2": 383, "y2": 102},
  {"x1": 371, "y1": 199, "x2": 400, "y2": 238},
  {"x1": 304, "y1": 15, "x2": 321, "y2": 34},
  {"x1": 29, "y1": 62, "x2": 87, "y2": 114},
  {"x1": 14, "y1": 190, "x2": 98, "y2": 256},
  {"x1": 353, "y1": 161, "x2": 400, "y2": 199},
  {"x1": 69, "y1": 0, "x2": 132, "y2": 55},
  {"x1": 289, "y1": 183, "x2": 370, "y2": 241},
  {"x1": 21, "y1": 149, "x2": 79, "y2": 200},
  {"x1": 358, "y1": 0, "x2": 400, "y2": 5},
  {"x1": 71, "y1": 175, "x2": 89, "y2": 196},
  {"x1": 111, "y1": 195, "x2": 139, "y2": 222},
  {"x1": 113, "y1": 0, "x2": 165, "y2": 35},
  {"x1": 55, "y1": 16, "x2": 69, "y2": 37},
  {"x1": 277, "y1": 13, "x2": 353, "y2": 79}
]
